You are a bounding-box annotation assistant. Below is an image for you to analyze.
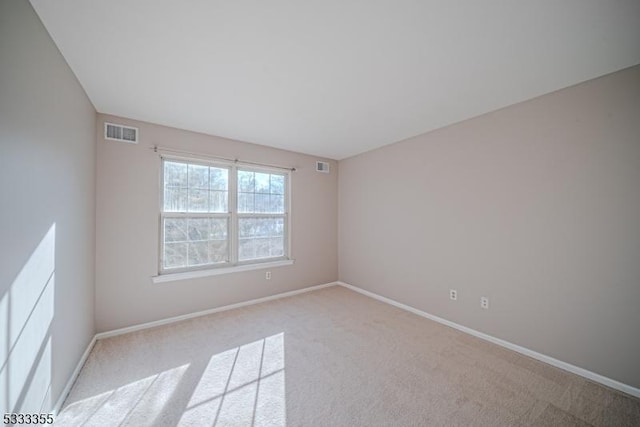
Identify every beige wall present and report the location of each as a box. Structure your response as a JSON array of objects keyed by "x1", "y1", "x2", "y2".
[
  {"x1": 339, "y1": 65, "x2": 640, "y2": 388},
  {"x1": 0, "y1": 1, "x2": 96, "y2": 412},
  {"x1": 95, "y1": 114, "x2": 338, "y2": 332},
  {"x1": 3, "y1": 0, "x2": 635, "y2": 400}
]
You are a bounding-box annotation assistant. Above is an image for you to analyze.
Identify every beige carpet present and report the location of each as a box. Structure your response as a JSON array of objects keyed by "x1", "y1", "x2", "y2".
[{"x1": 57, "y1": 286, "x2": 640, "y2": 426}]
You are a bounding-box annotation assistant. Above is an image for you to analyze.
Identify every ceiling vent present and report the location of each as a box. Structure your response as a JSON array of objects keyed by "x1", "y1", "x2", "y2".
[
  {"x1": 316, "y1": 161, "x2": 330, "y2": 173},
  {"x1": 105, "y1": 122, "x2": 138, "y2": 143}
]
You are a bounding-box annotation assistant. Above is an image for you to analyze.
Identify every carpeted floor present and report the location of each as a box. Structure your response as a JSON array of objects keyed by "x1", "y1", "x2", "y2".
[{"x1": 57, "y1": 286, "x2": 640, "y2": 426}]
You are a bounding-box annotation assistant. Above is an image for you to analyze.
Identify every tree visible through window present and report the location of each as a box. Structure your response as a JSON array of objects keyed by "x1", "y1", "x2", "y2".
[
  {"x1": 160, "y1": 158, "x2": 289, "y2": 273},
  {"x1": 237, "y1": 170, "x2": 286, "y2": 261}
]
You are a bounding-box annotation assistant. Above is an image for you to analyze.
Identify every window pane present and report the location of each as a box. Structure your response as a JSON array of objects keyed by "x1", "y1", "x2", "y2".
[
  {"x1": 163, "y1": 217, "x2": 229, "y2": 269},
  {"x1": 211, "y1": 218, "x2": 228, "y2": 239},
  {"x1": 269, "y1": 195, "x2": 285, "y2": 214},
  {"x1": 237, "y1": 170, "x2": 286, "y2": 214},
  {"x1": 164, "y1": 188, "x2": 187, "y2": 212},
  {"x1": 210, "y1": 167, "x2": 228, "y2": 191},
  {"x1": 164, "y1": 161, "x2": 187, "y2": 188},
  {"x1": 188, "y1": 218, "x2": 210, "y2": 241},
  {"x1": 188, "y1": 188, "x2": 209, "y2": 212},
  {"x1": 188, "y1": 164, "x2": 209, "y2": 189},
  {"x1": 270, "y1": 175, "x2": 284, "y2": 195},
  {"x1": 209, "y1": 190, "x2": 228, "y2": 213},
  {"x1": 164, "y1": 242, "x2": 187, "y2": 269},
  {"x1": 269, "y1": 237, "x2": 284, "y2": 257},
  {"x1": 238, "y1": 192, "x2": 254, "y2": 213},
  {"x1": 255, "y1": 238, "x2": 270, "y2": 258},
  {"x1": 258, "y1": 218, "x2": 270, "y2": 237},
  {"x1": 255, "y1": 172, "x2": 270, "y2": 193},
  {"x1": 239, "y1": 218, "x2": 270, "y2": 238},
  {"x1": 164, "y1": 218, "x2": 187, "y2": 242},
  {"x1": 238, "y1": 217, "x2": 251, "y2": 238},
  {"x1": 209, "y1": 240, "x2": 228, "y2": 263},
  {"x1": 238, "y1": 171, "x2": 255, "y2": 192},
  {"x1": 164, "y1": 161, "x2": 229, "y2": 214},
  {"x1": 238, "y1": 238, "x2": 256, "y2": 261},
  {"x1": 239, "y1": 236, "x2": 283, "y2": 261},
  {"x1": 188, "y1": 242, "x2": 209, "y2": 266},
  {"x1": 274, "y1": 217, "x2": 284, "y2": 235},
  {"x1": 238, "y1": 217, "x2": 285, "y2": 261},
  {"x1": 254, "y1": 194, "x2": 270, "y2": 213}
]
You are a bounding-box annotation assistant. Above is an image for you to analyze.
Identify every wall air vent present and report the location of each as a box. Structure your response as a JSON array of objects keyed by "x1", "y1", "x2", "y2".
[
  {"x1": 316, "y1": 161, "x2": 330, "y2": 173},
  {"x1": 104, "y1": 122, "x2": 138, "y2": 144}
]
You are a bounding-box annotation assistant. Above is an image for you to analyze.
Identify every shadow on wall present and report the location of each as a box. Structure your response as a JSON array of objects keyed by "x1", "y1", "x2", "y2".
[
  {"x1": 55, "y1": 333, "x2": 286, "y2": 426},
  {"x1": 1, "y1": 223, "x2": 56, "y2": 413}
]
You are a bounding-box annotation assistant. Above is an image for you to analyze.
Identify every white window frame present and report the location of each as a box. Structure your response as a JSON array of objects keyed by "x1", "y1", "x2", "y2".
[
  {"x1": 157, "y1": 154, "x2": 292, "y2": 280},
  {"x1": 235, "y1": 165, "x2": 290, "y2": 266}
]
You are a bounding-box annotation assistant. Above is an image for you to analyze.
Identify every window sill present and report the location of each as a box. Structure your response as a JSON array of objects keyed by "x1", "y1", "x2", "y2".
[{"x1": 151, "y1": 259, "x2": 295, "y2": 284}]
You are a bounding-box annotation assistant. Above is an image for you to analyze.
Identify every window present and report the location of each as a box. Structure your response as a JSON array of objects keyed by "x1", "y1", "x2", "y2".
[
  {"x1": 237, "y1": 169, "x2": 287, "y2": 261},
  {"x1": 160, "y1": 157, "x2": 289, "y2": 274}
]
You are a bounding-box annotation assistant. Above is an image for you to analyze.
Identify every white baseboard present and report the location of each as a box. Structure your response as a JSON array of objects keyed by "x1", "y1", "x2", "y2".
[
  {"x1": 55, "y1": 279, "x2": 638, "y2": 416},
  {"x1": 337, "y1": 281, "x2": 640, "y2": 399},
  {"x1": 96, "y1": 281, "x2": 338, "y2": 339},
  {"x1": 53, "y1": 335, "x2": 97, "y2": 415},
  {"x1": 54, "y1": 281, "x2": 338, "y2": 413}
]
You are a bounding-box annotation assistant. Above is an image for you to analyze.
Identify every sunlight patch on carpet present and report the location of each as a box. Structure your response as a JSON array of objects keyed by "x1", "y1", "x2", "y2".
[
  {"x1": 179, "y1": 332, "x2": 286, "y2": 426},
  {"x1": 56, "y1": 364, "x2": 189, "y2": 426}
]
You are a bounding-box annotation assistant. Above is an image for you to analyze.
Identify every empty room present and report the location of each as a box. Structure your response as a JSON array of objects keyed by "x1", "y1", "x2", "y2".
[{"x1": 1, "y1": 0, "x2": 640, "y2": 425}]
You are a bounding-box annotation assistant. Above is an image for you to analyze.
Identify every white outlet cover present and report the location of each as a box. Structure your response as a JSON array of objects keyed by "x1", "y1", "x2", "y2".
[
  {"x1": 450, "y1": 290, "x2": 457, "y2": 300},
  {"x1": 481, "y1": 297, "x2": 489, "y2": 309}
]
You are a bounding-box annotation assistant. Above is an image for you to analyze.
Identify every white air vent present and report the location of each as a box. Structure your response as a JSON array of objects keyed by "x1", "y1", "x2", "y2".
[
  {"x1": 105, "y1": 122, "x2": 138, "y2": 144},
  {"x1": 316, "y1": 161, "x2": 330, "y2": 173}
]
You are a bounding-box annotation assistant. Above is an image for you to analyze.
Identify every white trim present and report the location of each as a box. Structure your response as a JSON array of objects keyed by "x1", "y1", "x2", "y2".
[
  {"x1": 286, "y1": 169, "x2": 292, "y2": 260},
  {"x1": 229, "y1": 161, "x2": 238, "y2": 265},
  {"x1": 158, "y1": 158, "x2": 292, "y2": 276},
  {"x1": 152, "y1": 259, "x2": 294, "y2": 283},
  {"x1": 97, "y1": 281, "x2": 336, "y2": 339},
  {"x1": 52, "y1": 335, "x2": 97, "y2": 415},
  {"x1": 55, "y1": 280, "x2": 639, "y2": 417},
  {"x1": 336, "y1": 281, "x2": 640, "y2": 399},
  {"x1": 54, "y1": 281, "x2": 336, "y2": 414},
  {"x1": 155, "y1": 147, "x2": 296, "y2": 172},
  {"x1": 159, "y1": 153, "x2": 233, "y2": 168}
]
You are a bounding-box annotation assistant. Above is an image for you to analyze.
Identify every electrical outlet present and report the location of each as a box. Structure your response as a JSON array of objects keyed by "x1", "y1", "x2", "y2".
[
  {"x1": 449, "y1": 289, "x2": 457, "y2": 301},
  {"x1": 481, "y1": 297, "x2": 489, "y2": 309},
  {"x1": 265, "y1": 271, "x2": 271, "y2": 280}
]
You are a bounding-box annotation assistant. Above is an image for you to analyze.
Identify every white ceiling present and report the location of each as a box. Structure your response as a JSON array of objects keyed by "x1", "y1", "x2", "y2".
[{"x1": 31, "y1": 1, "x2": 640, "y2": 160}]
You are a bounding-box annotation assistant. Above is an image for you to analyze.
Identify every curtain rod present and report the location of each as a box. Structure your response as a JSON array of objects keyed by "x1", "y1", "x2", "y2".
[{"x1": 150, "y1": 145, "x2": 296, "y2": 172}]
